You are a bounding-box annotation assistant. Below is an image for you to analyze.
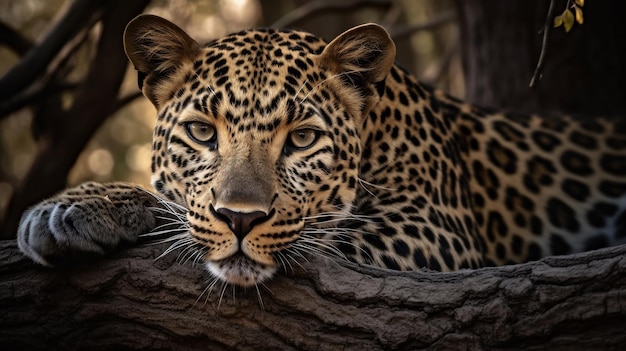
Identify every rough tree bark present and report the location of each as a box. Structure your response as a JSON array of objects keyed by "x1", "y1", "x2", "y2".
[{"x1": 1, "y1": 240, "x2": 625, "y2": 350}]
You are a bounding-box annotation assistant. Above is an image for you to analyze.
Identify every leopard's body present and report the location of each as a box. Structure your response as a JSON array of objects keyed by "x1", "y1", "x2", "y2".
[{"x1": 18, "y1": 15, "x2": 626, "y2": 286}]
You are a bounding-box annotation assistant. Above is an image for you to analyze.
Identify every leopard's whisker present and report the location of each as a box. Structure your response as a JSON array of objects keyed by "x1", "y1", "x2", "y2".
[
  {"x1": 144, "y1": 191, "x2": 188, "y2": 213},
  {"x1": 302, "y1": 227, "x2": 374, "y2": 237},
  {"x1": 140, "y1": 234, "x2": 189, "y2": 249},
  {"x1": 191, "y1": 281, "x2": 209, "y2": 310},
  {"x1": 150, "y1": 218, "x2": 187, "y2": 229},
  {"x1": 178, "y1": 243, "x2": 202, "y2": 264},
  {"x1": 155, "y1": 237, "x2": 200, "y2": 261},
  {"x1": 139, "y1": 227, "x2": 188, "y2": 238},
  {"x1": 192, "y1": 276, "x2": 222, "y2": 310},
  {"x1": 285, "y1": 252, "x2": 308, "y2": 272},
  {"x1": 298, "y1": 69, "x2": 374, "y2": 104},
  {"x1": 303, "y1": 211, "x2": 375, "y2": 225},
  {"x1": 358, "y1": 177, "x2": 398, "y2": 192},
  {"x1": 149, "y1": 205, "x2": 188, "y2": 215},
  {"x1": 217, "y1": 281, "x2": 229, "y2": 310},
  {"x1": 291, "y1": 237, "x2": 349, "y2": 261},
  {"x1": 150, "y1": 210, "x2": 188, "y2": 223},
  {"x1": 274, "y1": 251, "x2": 292, "y2": 274},
  {"x1": 293, "y1": 79, "x2": 310, "y2": 102},
  {"x1": 289, "y1": 243, "x2": 345, "y2": 263},
  {"x1": 192, "y1": 247, "x2": 208, "y2": 265},
  {"x1": 254, "y1": 282, "x2": 265, "y2": 311},
  {"x1": 297, "y1": 230, "x2": 374, "y2": 262}
]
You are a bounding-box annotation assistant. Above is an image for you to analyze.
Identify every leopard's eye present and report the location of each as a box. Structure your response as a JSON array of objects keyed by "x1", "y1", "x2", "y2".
[
  {"x1": 184, "y1": 122, "x2": 216, "y2": 145},
  {"x1": 286, "y1": 128, "x2": 319, "y2": 150}
]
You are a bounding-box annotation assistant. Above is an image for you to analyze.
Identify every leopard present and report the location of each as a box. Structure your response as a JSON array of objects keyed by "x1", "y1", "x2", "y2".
[{"x1": 17, "y1": 14, "x2": 626, "y2": 287}]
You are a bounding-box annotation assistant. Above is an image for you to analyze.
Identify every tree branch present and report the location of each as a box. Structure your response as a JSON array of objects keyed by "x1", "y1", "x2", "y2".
[
  {"x1": 0, "y1": 0, "x2": 150, "y2": 240},
  {"x1": 0, "y1": 0, "x2": 105, "y2": 101},
  {"x1": 388, "y1": 11, "x2": 456, "y2": 40},
  {"x1": 0, "y1": 21, "x2": 33, "y2": 56},
  {"x1": 112, "y1": 92, "x2": 144, "y2": 114},
  {"x1": 270, "y1": 0, "x2": 393, "y2": 29},
  {"x1": 0, "y1": 82, "x2": 78, "y2": 119},
  {"x1": 529, "y1": 0, "x2": 556, "y2": 88},
  {"x1": 1, "y1": 240, "x2": 625, "y2": 350}
]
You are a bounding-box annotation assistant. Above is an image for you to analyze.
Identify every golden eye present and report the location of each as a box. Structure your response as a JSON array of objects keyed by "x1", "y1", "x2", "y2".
[
  {"x1": 185, "y1": 122, "x2": 216, "y2": 144},
  {"x1": 288, "y1": 129, "x2": 319, "y2": 150}
]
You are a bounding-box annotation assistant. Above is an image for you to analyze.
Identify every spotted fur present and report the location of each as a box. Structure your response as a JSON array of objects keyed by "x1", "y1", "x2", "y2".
[{"x1": 18, "y1": 15, "x2": 626, "y2": 286}]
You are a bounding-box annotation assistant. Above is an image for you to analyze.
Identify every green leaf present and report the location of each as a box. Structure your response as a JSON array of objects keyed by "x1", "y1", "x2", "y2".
[{"x1": 563, "y1": 9, "x2": 575, "y2": 32}]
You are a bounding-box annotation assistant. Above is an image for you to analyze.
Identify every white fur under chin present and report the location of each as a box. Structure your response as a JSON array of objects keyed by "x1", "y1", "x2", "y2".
[{"x1": 205, "y1": 255, "x2": 277, "y2": 287}]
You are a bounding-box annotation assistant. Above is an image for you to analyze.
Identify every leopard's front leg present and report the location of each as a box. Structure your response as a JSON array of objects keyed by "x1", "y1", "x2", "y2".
[{"x1": 17, "y1": 181, "x2": 163, "y2": 266}]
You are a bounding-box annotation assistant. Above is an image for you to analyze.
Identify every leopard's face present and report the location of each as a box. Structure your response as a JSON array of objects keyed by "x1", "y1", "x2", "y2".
[
  {"x1": 124, "y1": 16, "x2": 395, "y2": 285},
  {"x1": 156, "y1": 66, "x2": 362, "y2": 286}
]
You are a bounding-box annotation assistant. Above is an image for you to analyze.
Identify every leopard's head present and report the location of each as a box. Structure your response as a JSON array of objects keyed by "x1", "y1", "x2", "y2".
[{"x1": 124, "y1": 15, "x2": 395, "y2": 286}]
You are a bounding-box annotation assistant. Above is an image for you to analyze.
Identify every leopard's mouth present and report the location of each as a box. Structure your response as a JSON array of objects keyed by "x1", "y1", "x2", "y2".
[{"x1": 205, "y1": 253, "x2": 277, "y2": 287}]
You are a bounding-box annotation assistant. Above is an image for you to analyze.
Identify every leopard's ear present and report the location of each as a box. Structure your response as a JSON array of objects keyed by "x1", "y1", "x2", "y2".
[
  {"x1": 319, "y1": 23, "x2": 395, "y2": 84},
  {"x1": 124, "y1": 14, "x2": 200, "y2": 107}
]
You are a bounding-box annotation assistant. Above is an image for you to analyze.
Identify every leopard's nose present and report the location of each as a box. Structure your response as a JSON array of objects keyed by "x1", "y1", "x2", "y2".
[{"x1": 212, "y1": 207, "x2": 272, "y2": 239}]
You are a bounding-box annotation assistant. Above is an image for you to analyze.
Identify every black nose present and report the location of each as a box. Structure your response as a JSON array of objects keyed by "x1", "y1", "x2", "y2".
[{"x1": 213, "y1": 207, "x2": 271, "y2": 239}]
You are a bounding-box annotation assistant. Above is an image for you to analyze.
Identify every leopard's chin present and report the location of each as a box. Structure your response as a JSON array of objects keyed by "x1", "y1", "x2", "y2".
[{"x1": 205, "y1": 253, "x2": 277, "y2": 287}]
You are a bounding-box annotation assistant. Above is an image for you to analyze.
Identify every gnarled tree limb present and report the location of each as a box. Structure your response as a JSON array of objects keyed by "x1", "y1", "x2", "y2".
[
  {"x1": 0, "y1": 0, "x2": 105, "y2": 101},
  {"x1": 0, "y1": 0, "x2": 150, "y2": 240},
  {"x1": 1, "y1": 240, "x2": 625, "y2": 350}
]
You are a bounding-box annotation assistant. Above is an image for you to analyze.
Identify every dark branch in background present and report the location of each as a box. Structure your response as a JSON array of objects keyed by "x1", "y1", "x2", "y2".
[
  {"x1": 427, "y1": 40, "x2": 460, "y2": 87},
  {"x1": 0, "y1": 0, "x2": 105, "y2": 101},
  {"x1": 387, "y1": 11, "x2": 457, "y2": 88},
  {"x1": 529, "y1": 0, "x2": 556, "y2": 88},
  {"x1": 0, "y1": 82, "x2": 78, "y2": 118},
  {"x1": 0, "y1": 21, "x2": 33, "y2": 56},
  {"x1": 30, "y1": 18, "x2": 98, "y2": 139},
  {"x1": 379, "y1": 2, "x2": 403, "y2": 28},
  {"x1": 389, "y1": 11, "x2": 456, "y2": 39},
  {"x1": 112, "y1": 92, "x2": 144, "y2": 113},
  {"x1": 0, "y1": 24, "x2": 93, "y2": 123},
  {"x1": 270, "y1": 0, "x2": 393, "y2": 28},
  {"x1": 0, "y1": 0, "x2": 150, "y2": 239}
]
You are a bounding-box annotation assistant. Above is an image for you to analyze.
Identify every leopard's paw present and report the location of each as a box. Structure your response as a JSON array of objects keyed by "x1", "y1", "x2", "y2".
[{"x1": 17, "y1": 182, "x2": 159, "y2": 266}]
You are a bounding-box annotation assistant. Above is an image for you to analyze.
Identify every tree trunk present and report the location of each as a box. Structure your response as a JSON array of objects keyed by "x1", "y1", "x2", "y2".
[
  {"x1": 457, "y1": 0, "x2": 626, "y2": 115},
  {"x1": 1, "y1": 240, "x2": 625, "y2": 350}
]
